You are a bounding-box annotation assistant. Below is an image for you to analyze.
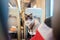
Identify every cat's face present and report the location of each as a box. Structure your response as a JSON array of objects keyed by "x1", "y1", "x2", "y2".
[{"x1": 25, "y1": 13, "x2": 34, "y2": 28}]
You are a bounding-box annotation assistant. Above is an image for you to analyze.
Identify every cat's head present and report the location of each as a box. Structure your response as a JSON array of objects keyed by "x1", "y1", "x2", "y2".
[
  {"x1": 25, "y1": 13, "x2": 34, "y2": 28},
  {"x1": 25, "y1": 13, "x2": 33, "y2": 21}
]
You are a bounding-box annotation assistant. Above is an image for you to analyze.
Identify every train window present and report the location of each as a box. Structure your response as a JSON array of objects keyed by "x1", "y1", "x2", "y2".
[{"x1": 46, "y1": 0, "x2": 54, "y2": 18}]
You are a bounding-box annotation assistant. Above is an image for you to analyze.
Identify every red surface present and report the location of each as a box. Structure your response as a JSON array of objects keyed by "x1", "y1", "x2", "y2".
[{"x1": 30, "y1": 30, "x2": 44, "y2": 40}]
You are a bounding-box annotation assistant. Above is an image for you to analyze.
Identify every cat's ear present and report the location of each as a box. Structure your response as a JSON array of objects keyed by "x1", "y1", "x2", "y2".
[
  {"x1": 25, "y1": 14, "x2": 28, "y2": 16},
  {"x1": 25, "y1": 14, "x2": 27, "y2": 15},
  {"x1": 29, "y1": 13, "x2": 32, "y2": 17},
  {"x1": 30, "y1": 13, "x2": 32, "y2": 15},
  {"x1": 25, "y1": 14, "x2": 27, "y2": 19}
]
